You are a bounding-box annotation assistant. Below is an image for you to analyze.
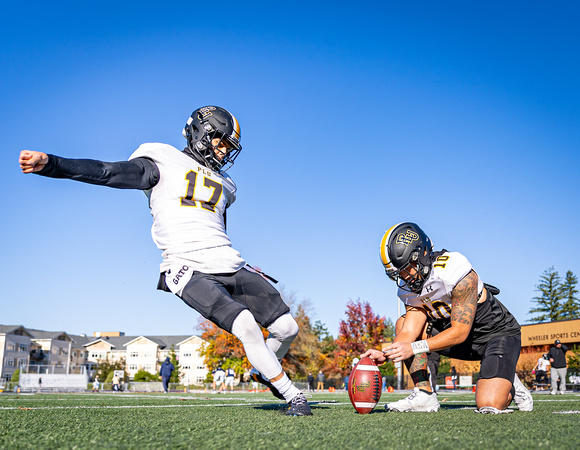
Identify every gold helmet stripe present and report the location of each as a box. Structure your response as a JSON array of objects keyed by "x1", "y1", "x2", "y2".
[
  {"x1": 230, "y1": 114, "x2": 241, "y2": 141},
  {"x1": 380, "y1": 222, "x2": 402, "y2": 270}
]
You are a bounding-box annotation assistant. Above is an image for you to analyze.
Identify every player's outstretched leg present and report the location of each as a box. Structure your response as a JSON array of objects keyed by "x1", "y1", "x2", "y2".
[
  {"x1": 266, "y1": 313, "x2": 299, "y2": 360},
  {"x1": 231, "y1": 311, "x2": 311, "y2": 415},
  {"x1": 250, "y1": 368, "x2": 285, "y2": 400}
]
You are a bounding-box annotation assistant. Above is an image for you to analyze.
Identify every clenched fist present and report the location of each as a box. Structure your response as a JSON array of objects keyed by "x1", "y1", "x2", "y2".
[{"x1": 19, "y1": 150, "x2": 49, "y2": 173}]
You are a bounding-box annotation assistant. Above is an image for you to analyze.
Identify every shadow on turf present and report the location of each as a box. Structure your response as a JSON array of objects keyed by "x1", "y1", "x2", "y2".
[{"x1": 252, "y1": 401, "x2": 337, "y2": 413}]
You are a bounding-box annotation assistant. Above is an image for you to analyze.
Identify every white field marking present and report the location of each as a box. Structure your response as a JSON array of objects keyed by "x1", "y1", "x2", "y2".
[
  {"x1": 3, "y1": 394, "x2": 278, "y2": 402},
  {"x1": 0, "y1": 402, "x2": 355, "y2": 411},
  {"x1": 356, "y1": 365, "x2": 380, "y2": 372},
  {"x1": 553, "y1": 411, "x2": 580, "y2": 414}
]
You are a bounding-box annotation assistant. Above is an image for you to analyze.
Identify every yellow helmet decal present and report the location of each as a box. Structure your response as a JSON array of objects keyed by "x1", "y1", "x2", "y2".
[
  {"x1": 395, "y1": 230, "x2": 419, "y2": 247},
  {"x1": 380, "y1": 223, "x2": 401, "y2": 270}
]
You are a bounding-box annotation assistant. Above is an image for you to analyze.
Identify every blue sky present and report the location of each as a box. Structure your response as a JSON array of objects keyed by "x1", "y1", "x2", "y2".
[{"x1": 2, "y1": 1, "x2": 579, "y2": 339}]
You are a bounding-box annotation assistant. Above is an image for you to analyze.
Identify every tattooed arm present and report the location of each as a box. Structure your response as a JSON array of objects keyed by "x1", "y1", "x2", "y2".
[
  {"x1": 426, "y1": 269, "x2": 479, "y2": 352},
  {"x1": 381, "y1": 270, "x2": 480, "y2": 363}
]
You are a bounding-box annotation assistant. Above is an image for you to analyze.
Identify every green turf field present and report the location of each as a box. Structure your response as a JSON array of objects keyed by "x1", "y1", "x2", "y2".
[{"x1": 1, "y1": 390, "x2": 579, "y2": 449}]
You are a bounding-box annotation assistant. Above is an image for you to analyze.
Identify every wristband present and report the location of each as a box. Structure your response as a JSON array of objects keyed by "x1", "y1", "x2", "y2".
[{"x1": 411, "y1": 340, "x2": 429, "y2": 355}]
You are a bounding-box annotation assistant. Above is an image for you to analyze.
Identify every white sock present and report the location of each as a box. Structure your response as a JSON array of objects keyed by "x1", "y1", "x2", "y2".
[{"x1": 272, "y1": 374, "x2": 301, "y2": 402}]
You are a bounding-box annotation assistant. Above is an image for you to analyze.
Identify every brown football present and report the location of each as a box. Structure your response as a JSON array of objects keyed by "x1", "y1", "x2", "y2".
[{"x1": 348, "y1": 357, "x2": 382, "y2": 414}]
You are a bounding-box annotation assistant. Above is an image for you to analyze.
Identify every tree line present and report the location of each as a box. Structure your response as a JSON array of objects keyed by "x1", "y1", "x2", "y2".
[
  {"x1": 198, "y1": 295, "x2": 396, "y2": 383},
  {"x1": 528, "y1": 266, "x2": 579, "y2": 322}
]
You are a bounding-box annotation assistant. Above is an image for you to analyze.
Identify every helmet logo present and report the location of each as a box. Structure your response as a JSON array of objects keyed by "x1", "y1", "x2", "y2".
[
  {"x1": 198, "y1": 106, "x2": 216, "y2": 119},
  {"x1": 395, "y1": 230, "x2": 419, "y2": 247}
]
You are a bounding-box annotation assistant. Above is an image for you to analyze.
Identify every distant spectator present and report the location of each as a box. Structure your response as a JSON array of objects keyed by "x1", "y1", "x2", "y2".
[
  {"x1": 532, "y1": 354, "x2": 550, "y2": 389},
  {"x1": 213, "y1": 366, "x2": 225, "y2": 393},
  {"x1": 38, "y1": 377, "x2": 42, "y2": 393},
  {"x1": 112, "y1": 374, "x2": 121, "y2": 392},
  {"x1": 160, "y1": 357, "x2": 175, "y2": 393},
  {"x1": 92, "y1": 375, "x2": 100, "y2": 393},
  {"x1": 451, "y1": 367, "x2": 457, "y2": 389},
  {"x1": 548, "y1": 340, "x2": 568, "y2": 395},
  {"x1": 307, "y1": 372, "x2": 315, "y2": 392},
  {"x1": 316, "y1": 370, "x2": 325, "y2": 392},
  {"x1": 224, "y1": 367, "x2": 235, "y2": 392}
]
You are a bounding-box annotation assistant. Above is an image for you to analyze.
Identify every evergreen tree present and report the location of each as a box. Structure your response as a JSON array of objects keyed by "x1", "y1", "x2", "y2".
[
  {"x1": 528, "y1": 266, "x2": 565, "y2": 322},
  {"x1": 560, "y1": 270, "x2": 580, "y2": 319}
]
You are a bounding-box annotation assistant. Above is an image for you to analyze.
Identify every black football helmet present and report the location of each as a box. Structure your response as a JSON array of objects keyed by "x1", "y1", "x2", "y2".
[
  {"x1": 379, "y1": 222, "x2": 434, "y2": 293},
  {"x1": 182, "y1": 106, "x2": 242, "y2": 172}
]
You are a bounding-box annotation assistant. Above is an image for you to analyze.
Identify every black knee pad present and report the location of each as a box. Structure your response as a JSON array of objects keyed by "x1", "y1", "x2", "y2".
[{"x1": 479, "y1": 335, "x2": 520, "y2": 381}]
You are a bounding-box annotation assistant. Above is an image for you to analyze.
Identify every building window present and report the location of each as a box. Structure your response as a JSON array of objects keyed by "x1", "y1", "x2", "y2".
[
  {"x1": 143, "y1": 364, "x2": 152, "y2": 371},
  {"x1": 18, "y1": 359, "x2": 27, "y2": 367},
  {"x1": 197, "y1": 366, "x2": 205, "y2": 370},
  {"x1": 6, "y1": 342, "x2": 16, "y2": 351},
  {"x1": 143, "y1": 352, "x2": 153, "y2": 358},
  {"x1": 182, "y1": 365, "x2": 191, "y2": 370},
  {"x1": 182, "y1": 352, "x2": 192, "y2": 358},
  {"x1": 130, "y1": 352, "x2": 139, "y2": 358},
  {"x1": 72, "y1": 351, "x2": 77, "y2": 357},
  {"x1": 4, "y1": 358, "x2": 14, "y2": 367},
  {"x1": 129, "y1": 364, "x2": 138, "y2": 371},
  {"x1": 19, "y1": 344, "x2": 28, "y2": 352}
]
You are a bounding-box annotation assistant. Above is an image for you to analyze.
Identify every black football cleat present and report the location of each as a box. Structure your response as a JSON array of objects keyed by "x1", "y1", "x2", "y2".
[
  {"x1": 286, "y1": 393, "x2": 312, "y2": 416},
  {"x1": 250, "y1": 369, "x2": 285, "y2": 400}
]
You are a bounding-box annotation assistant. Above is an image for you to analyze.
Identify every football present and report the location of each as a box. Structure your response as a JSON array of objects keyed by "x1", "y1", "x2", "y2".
[{"x1": 348, "y1": 356, "x2": 382, "y2": 414}]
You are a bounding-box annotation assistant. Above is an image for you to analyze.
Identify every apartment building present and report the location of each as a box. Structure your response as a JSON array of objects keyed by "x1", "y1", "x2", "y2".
[
  {"x1": 1, "y1": 325, "x2": 208, "y2": 385},
  {"x1": 84, "y1": 333, "x2": 208, "y2": 385}
]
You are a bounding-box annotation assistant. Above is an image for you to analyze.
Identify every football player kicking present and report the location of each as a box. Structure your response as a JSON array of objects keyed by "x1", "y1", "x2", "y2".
[
  {"x1": 19, "y1": 106, "x2": 311, "y2": 416},
  {"x1": 361, "y1": 222, "x2": 533, "y2": 414}
]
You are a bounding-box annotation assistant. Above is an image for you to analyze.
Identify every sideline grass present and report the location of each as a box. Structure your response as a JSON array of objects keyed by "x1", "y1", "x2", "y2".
[{"x1": 1, "y1": 390, "x2": 579, "y2": 449}]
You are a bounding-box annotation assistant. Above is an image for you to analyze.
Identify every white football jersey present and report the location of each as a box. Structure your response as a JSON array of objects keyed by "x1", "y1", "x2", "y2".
[
  {"x1": 398, "y1": 251, "x2": 484, "y2": 321},
  {"x1": 537, "y1": 358, "x2": 550, "y2": 371},
  {"x1": 129, "y1": 143, "x2": 245, "y2": 274}
]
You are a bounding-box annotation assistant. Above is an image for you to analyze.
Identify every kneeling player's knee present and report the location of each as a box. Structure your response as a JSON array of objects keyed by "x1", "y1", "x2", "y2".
[{"x1": 268, "y1": 313, "x2": 299, "y2": 341}]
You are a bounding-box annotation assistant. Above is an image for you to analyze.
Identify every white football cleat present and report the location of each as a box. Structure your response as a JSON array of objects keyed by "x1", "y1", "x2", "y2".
[
  {"x1": 385, "y1": 387, "x2": 440, "y2": 412},
  {"x1": 474, "y1": 406, "x2": 513, "y2": 414},
  {"x1": 513, "y1": 375, "x2": 533, "y2": 411}
]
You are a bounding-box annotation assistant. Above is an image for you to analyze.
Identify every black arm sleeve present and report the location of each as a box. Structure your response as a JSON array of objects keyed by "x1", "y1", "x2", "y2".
[{"x1": 37, "y1": 154, "x2": 160, "y2": 190}]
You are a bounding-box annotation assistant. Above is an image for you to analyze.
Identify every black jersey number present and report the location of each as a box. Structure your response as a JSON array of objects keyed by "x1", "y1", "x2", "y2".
[
  {"x1": 422, "y1": 300, "x2": 452, "y2": 320},
  {"x1": 433, "y1": 255, "x2": 449, "y2": 269},
  {"x1": 180, "y1": 170, "x2": 223, "y2": 212}
]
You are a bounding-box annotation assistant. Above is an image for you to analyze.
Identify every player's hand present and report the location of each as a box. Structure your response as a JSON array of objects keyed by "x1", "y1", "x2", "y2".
[
  {"x1": 360, "y1": 349, "x2": 387, "y2": 365},
  {"x1": 19, "y1": 150, "x2": 49, "y2": 173},
  {"x1": 382, "y1": 342, "x2": 414, "y2": 363}
]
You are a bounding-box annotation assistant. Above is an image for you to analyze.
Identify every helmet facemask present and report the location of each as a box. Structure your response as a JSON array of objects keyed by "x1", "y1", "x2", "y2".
[
  {"x1": 182, "y1": 106, "x2": 242, "y2": 172},
  {"x1": 193, "y1": 125, "x2": 241, "y2": 172},
  {"x1": 386, "y1": 246, "x2": 432, "y2": 293}
]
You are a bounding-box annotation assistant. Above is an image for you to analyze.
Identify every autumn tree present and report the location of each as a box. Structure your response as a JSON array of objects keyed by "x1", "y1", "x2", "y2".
[
  {"x1": 528, "y1": 267, "x2": 565, "y2": 322},
  {"x1": 333, "y1": 298, "x2": 386, "y2": 377},
  {"x1": 198, "y1": 318, "x2": 259, "y2": 376},
  {"x1": 281, "y1": 302, "x2": 324, "y2": 377}
]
